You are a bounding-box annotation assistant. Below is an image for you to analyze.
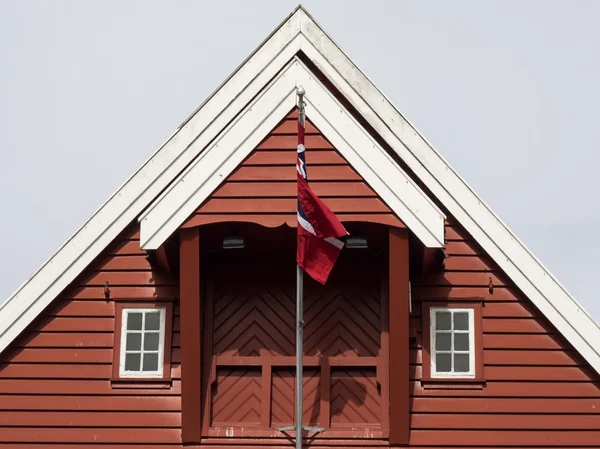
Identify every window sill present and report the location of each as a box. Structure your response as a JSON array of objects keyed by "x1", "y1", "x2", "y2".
[
  {"x1": 420, "y1": 378, "x2": 485, "y2": 390},
  {"x1": 110, "y1": 378, "x2": 172, "y2": 389}
]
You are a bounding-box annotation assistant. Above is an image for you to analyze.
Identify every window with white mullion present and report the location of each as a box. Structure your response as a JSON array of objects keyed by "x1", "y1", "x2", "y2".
[
  {"x1": 431, "y1": 307, "x2": 475, "y2": 378},
  {"x1": 120, "y1": 308, "x2": 165, "y2": 378}
]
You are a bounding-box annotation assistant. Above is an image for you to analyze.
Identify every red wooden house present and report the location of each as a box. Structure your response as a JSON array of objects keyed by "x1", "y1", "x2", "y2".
[{"x1": 1, "y1": 6, "x2": 599, "y2": 448}]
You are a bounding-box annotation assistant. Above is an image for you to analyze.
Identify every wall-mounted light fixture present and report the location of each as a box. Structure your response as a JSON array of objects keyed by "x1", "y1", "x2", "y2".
[
  {"x1": 345, "y1": 236, "x2": 368, "y2": 249},
  {"x1": 222, "y1": 234, "x2": 245, "y2": 249}
]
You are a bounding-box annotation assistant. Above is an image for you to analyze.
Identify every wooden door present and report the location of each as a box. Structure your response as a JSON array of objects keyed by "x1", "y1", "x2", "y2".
[{"x1": 201, "y1": 258, "x2": 388, "y2": 438}]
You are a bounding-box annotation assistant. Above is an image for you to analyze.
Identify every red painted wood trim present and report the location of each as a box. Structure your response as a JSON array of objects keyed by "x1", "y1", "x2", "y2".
[
  {"x1": 379, "y1": 276, "x2": 390, "y2": 438},
  {"x1": 179, "y1": 228, "x2": 202, "y2": 444},
  {"x1": 388, "y1": 227, "x2": 409, "y2": 445},
  {"x1": 201, "y1": 279, "x2": 215, "y2": 436},
  {"x1": 260, "y1": 363, "x2": 272, "y2": 428},
  {"x1": 319, "y1": 359, "x2": 331, "y2": 429},
  {"x1": 421, "y1": 301, "x2": 484, "y2": 384}
]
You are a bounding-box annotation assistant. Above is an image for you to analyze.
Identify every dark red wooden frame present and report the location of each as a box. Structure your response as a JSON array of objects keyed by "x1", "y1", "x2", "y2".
[
  {"x1": 388, "y1": 228, "x2": 410, "y2": 445},
  {"x1": 421, "y1": 300, "x2": 485, "y2": 384},
  {"x1": 180, "y1": 227, "x2": 203, "y2": 444},
  {"x1": 111, "y1": 300, "x2": 174, "y2": 384}
]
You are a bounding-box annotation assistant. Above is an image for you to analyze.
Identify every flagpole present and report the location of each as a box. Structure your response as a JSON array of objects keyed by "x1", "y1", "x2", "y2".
[
  {"x1": 295, "y1": 86, "x2": 306, "y2": 449},
  {"x1": 295, "y1": 263, "x2": 304, "y2": 449}
]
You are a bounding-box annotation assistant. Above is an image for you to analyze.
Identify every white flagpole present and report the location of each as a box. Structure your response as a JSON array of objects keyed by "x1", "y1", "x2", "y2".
[{"x1": 295, "y1": 87, "x2": 306, "y2": 449}]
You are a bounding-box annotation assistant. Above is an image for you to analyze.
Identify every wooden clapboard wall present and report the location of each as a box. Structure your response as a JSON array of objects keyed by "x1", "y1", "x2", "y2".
[
  {"x1": 0, "y1": 224, "x2": 183, "y2": 446},
  {"x1": 406, "y1": 217, "x2": 600, "y2": 447},
  {"x1": 182, "y1": 109, "x2": 405, "y2": 230}
]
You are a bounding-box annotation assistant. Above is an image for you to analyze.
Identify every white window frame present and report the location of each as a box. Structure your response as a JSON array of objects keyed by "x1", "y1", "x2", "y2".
[
  {"x1": 430, "y1": 307, "x2": 475, "y2": 378},
  {"x1": 119, "y1": 307, "x2": 166, "y2": 378}
]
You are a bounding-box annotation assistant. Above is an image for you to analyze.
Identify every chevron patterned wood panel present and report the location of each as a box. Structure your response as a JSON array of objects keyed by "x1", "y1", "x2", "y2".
[
  {"x1": 204, "y1": 258, "x2": 386, "y2": 434},
  {"x1": 271, "y1": 368, "x2": 320, "y2": 426}
]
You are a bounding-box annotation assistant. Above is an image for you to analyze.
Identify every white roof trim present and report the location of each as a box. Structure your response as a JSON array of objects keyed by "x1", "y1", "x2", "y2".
[
  {"x1": 293, "y1": 10, "x2": 600, "y2": 372},
  {"x1": 140, "y1": 59, "x2": 445, "y2": 250},
  {"x1": 1, "y1": 6, "x2": 599, "y2": 376}
]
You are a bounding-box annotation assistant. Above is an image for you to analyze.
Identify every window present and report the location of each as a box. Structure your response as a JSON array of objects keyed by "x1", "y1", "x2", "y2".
[
  {"x1": 119, "y1": 308, "x2": 166, "y2": 377},
  {"x1": 421, "y1": 301, "x2": 484, "y2": 384},
  {"x1": 430, "y1": 307, "x2": 474, "y2": 378},
  {"x1": 112, "y1": 302, "x2": 173, "y2": 383}
]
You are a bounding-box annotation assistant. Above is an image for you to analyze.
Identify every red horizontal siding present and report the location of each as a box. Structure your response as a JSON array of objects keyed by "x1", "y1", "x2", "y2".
[
  {"x1": 0, "y1": 224, "x2": 181, "y2": 446},
  {"x1": 409, "y1": 218, "x2": 600, "y2": 447},
  {"x1": 183, "y1": 111, "x2": 404, "y2": 229}
]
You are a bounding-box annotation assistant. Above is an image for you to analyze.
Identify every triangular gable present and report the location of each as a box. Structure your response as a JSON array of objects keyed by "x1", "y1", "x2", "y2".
[
  {"x1": 139, "y1": 59, "x2": 445, "y2": 250},
  {"x1": 182, "y1": 110, "x2": 405, "y2": 229},
  {"x1": 0, "y1": 6, "x2": 599, "y2": 376}
]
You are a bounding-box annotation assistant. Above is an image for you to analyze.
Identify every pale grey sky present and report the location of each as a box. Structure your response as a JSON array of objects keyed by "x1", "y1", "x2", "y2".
[{"x1": 1, "y1": 1, "x2": 599, "y2": 320}]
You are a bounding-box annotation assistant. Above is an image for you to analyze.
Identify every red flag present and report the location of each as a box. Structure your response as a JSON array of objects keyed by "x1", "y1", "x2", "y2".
[{"x1": 296, "y1": 109, "x2": 348, "y2": 284}]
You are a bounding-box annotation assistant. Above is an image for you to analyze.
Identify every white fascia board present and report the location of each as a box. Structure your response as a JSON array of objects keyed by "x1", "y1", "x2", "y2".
[
  {"x1": 140, "y1": 61, "x2": 445, "y2": 250},
  {"x1": 140, "y1": 61, "x2": 298, "y2": 249},
  {"x1": 295, "y1": 10, "x2": 600, "y2": 372},
  {"x1": 0, "y1": 12, "x2": 307, "y2": 355},
  {"x1": 297, "y1": 67, "x2": 445, "y2": 247}
]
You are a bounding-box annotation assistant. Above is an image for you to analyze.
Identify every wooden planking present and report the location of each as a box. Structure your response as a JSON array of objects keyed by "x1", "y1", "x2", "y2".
[
  {"x1": 245, "y1": 150, "x2": 345, "y2": 165},
  {"x1": 204, "y1": 258, "x2": 387, "y2": 435},
  {"x1": 409, "y1": 429, "x2": 600, "y2": 446},
  {"x1": 0, "y1": 427, "x2": 182, "y2": 444},
  {"x1": 30, "y1": 316, "x2": 180, "y2": 333},
  {"x1": 411, "y1": 413, "x2": 600, "y2": 429},
  {"x1": 0, "y1": 443, "x2": 390, "y2": 449},
  {"x1": 191, "y1": 115, "x2": 404, "y2": 229},
  {"x1": 16, "y1": 332, "x2": 115, "y2": 348},
  {"x1": 200, "y1": 197, "x2": 391, "y2": 214},
  {"x1": 75, "y1": 270, "x2": 176, "y2": 287},
  {"x1": 0, "y1": 395, "x2": 181, "y2": 411},
  {"x1": 410, "y1": 218, "x2": 600, "y2": 444},
  {"x1": 105, "y1": 239, "x2": 145, "y2": 256},
  {"x1": 183, "y1": 213, "x2": 404, "y2": 230},
  {"x1": 0, "y1": 362, "x2": 182, "y2": 380},
  {"x1": 257, "y1": 134, "x2": 333, "y2": 150},
  {"x1": 410, "y1": 381, "x2": 600, "y2": 398},
  {"x1": 483, "y1": 333, "x2": 567, "y2": 350},
  {"x1": 412, "y1": 301, "x2": 541, "y2": 319},
  {"x1": 443, "y1": 255, "x2": 498, "y2": 271},
  {"x1": 411, "y1": 348, "x2": 583, "y2": 367},
  {"x1": 228, "y1": 165, "x2": 361, "y2": 182},
  {"x1": 0, "y1": 223, "x2": 182, "y2": 446},
  {"x1": 63, "y1": 285, "x2": 178, "y2": 300},
  {"x1": 0, "y1": 411, "x2": 181, "y2": 428},
  {"x1": 414, "y1": 286, "x2": 520, "y2": 301},
  {"x1": 212, "y1": 181, "x2": 376, "y2": 198},
  {"x1": 88, "y1": 255, "x2": 153, "y2": 271},
  {"x1": 412, "y1": 397, "x2": 600, "y2": 414},
  {"x1": 0, "y1": 379, "x2": 181, "y2": 396},
  {"x1": 408, "y1": 317, "x2": 555, "y2": 335},
  {"x1": 414, "y1": 271, "x2": 511, "y2": 287},
  {"x1": 7, "y1": 347, "x2": 183, "y2": 364},
  {"x1": 269, "y1": 117, "x2": 318, "y2": 134}
]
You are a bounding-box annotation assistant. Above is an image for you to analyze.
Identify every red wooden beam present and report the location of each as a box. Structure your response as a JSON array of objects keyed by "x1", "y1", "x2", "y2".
[
  {"x1": 389, "y1": 228, "x2": 410, "y2": 445},
  {"x1": 180, "y1": 228, "x2": 202, "y2": 444}
]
